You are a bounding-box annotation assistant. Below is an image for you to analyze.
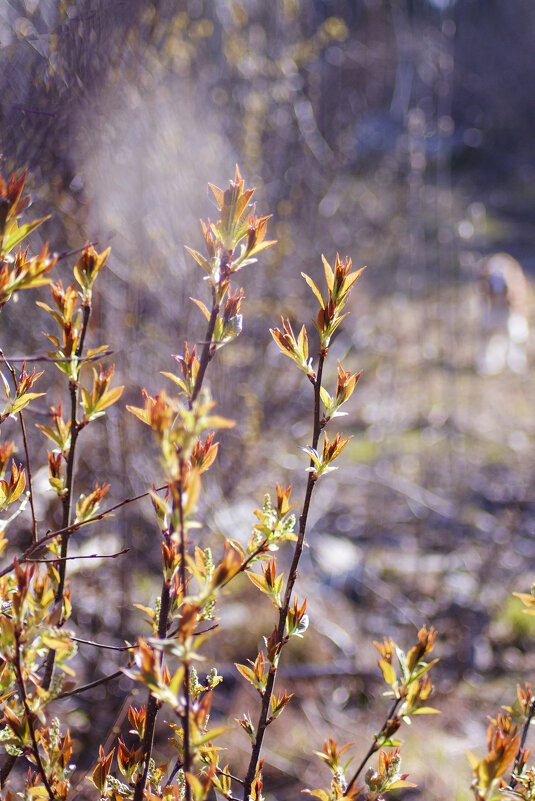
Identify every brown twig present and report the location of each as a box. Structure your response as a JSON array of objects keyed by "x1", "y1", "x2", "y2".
[
  {"x1": 26, "y1": 548, "x2": 129, "y2": 563},
  {"x1": 177, "y1": 470, "x2": 191, "y2": 801},
  {"x1": 42, "y1": 303, "x2": 92, "y2": 691},
  {"x1": 0, "y1": 486, "x2": 166, "y2": 579},
  {"x1": 68, "y1": 635, "x2": 135, "y2": 651},
  {"x1": 243, "y1": 353, "x2": 326, "y2": 800},
  {"x1": 0, "y1": 351, "x2": 114, "y2": 365},
  {"x1": 346, "y1": 697, "x2": 403, "y2": 792},
  {"x1": 18, "y1": 411, "x2": 37, "y2": 542},
  {"x1": 54, "y1": 669, "x2": 125, "y2": 700},
  {"x1": 133, "y1": 565, "x2": 172, "y2": 801},
  {"x1": 190, "y1": 283, "x2": 219, "y2": 405},
  {"x1": 509, "y1": 697, "x2": 535, "y2": 789},
  {"x1": 14, "y1": 628, "x2": 57, "y2": 800}
]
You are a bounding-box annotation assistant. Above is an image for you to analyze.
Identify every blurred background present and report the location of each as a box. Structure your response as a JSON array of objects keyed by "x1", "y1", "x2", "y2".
[{"x1": 1, "y1": 1, "x2": 535, "y2": 798}]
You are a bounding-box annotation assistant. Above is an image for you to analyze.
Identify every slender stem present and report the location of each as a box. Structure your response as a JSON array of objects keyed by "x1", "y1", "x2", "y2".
[
  {"x1": 0, "y1": 351, "x2": 113, "y2": 365},
  {"x1": 136, "y1": 277, "x2": 222, "y2": 798},
  {"x1": 191, "y1": 284, "x2": 219, "y2": 405},
  {"x1": 19, "y1": 411, "x2": 37, "y2": 542},
  {"x1": 26, "y1": 548, "x2": 129, "y2": 564},
  {"x1": 509, "y1": 697, "x2": 535, "y2": 788},
  {"x1": 243, "y1": 353, "x2": 325, "y2": 800},
  {"x1": 55, "y1": 669, "x2": 125, "y2": 700},
  {"x1": 0, "y1": 486, "x2": 166, "y2": 579},
  {"x1": 346, "y1": 697, "x2": 402, "y2": 792},
  {"x1": 133, "y1": 523, "x2": 174, "y2": 801},
  {"x1": 0, "y1": 352, "x2": 38, "y2": 542},
  {"x1": 14, "y1": 629, "x2": 57, "y2": 800},
  {"x1": 42, "y1": 303, "x2": 91, "y2": 691},
  {"x1": 177, "y1": 471, "x2": 191, "y2": 801},
  {"x1": 67, "y1": 636, "x2": 135, "y2": 651}
]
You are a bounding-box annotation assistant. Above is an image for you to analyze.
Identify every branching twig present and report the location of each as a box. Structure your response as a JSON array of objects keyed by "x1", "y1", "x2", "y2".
[{"x1": 0, "y1": 486, "x2": 166, "y2": 579}]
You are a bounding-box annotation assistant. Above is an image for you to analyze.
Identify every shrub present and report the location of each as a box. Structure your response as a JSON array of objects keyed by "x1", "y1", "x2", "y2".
[{"x1": 0, "y1": 166, "x2": 442, "y2": 801}]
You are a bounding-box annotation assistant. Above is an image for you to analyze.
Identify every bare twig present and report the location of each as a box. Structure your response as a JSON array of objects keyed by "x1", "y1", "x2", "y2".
[
  {"x1": 26, "y1": 548, "x2": 129, "y2": 563},
  {"x1": 0, "y1": 486, "x2": 166, "y2": 579},
  {"x1": 55, "y1": 669, "x2": 125, "y2": 700},
  {"x1": 0, "y1": 351, "x2": 113, "y2": 365},
  {"x1": 68, "y1": 635, "x2": 135, "y2": 651}
]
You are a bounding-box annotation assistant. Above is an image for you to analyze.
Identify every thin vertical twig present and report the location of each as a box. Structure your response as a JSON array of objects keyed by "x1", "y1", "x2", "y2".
[
  {"x1": 191, "y1": 284, "x2": 219, "y2": 406},
  {"x1": 346, "y1": 697, "x2": 403, "y2": 793},
  {"x1": 177, "y1": 468, "x2": 191, "y2": 801},
  {"x1": 243, "y1": 353, "x2": 326, "y2": 800},
  {"x1": 14, "y1": 629, "x2": 57, "y2": 801},
  {"x1": 42, "y1": 302, "x2": 91, "y2": 691},
  {"x1": 18, "y1": 411, "x2": 37, "y2": 542},
  {"x1": 509, "y1": 697, "x2": 535, "y2": 789}
]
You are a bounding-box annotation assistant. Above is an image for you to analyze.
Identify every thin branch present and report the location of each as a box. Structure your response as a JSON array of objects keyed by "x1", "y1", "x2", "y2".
[
  {"x1": 0, "y1": 485, "x2": 166, "y2": 579},
  {"x1": 14, "y1": 629, "x2": 57, "y2": 800},
  {"x1": 19, "y1": 411, "x2": 37, "y2": 542},
  {"x1": 68, "y1": 635, "x2": 135, "y2": 651},
  {"x1": 178, "y1": 470, "x2": 191, "y2": 801},
  {"x1": 190, "y1": 283, "x2": 219, "y2": 405},
  {"x1": 133, "y1": 520, "x2": 175, "y2": 801},
  {"x1": 54, "y1": 669, "x2": 125, "y2": 700},
  {"x1": 243, "y1": 353, "x2": 326, "y2": 800},
  {"x1": 346, "y1": 697, "x2": 403, "y2": 792},
  {"x1": 42, "y1": 303, "x2": 92, "y2": 691},
  {"x1": 26, "y1": 548, "x2": 129, "y2": 563},
  {"x1": 509, "y1": 697, "x2": 535, "y2": 788},
  {"x1": 54, "y1": 243, "x2": 98, "y2": 263},
  {"x1": 0, "y1": 351, "x2": 113, "y2": 365}
]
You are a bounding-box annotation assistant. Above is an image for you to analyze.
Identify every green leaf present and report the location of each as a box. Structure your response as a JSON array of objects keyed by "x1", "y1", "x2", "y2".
[
  {"x1": 2, "y1": 215, "x2": 50, "y2": 253},
  {"x1": 235, "y1": 663, "x2": 256, "y2": 686},
  {"x1": 301, "y1": 272, "x2": 325, "y2": 308},
  {"x1": 93, "y1": 385, "x2": 124, "y2": 413}
]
